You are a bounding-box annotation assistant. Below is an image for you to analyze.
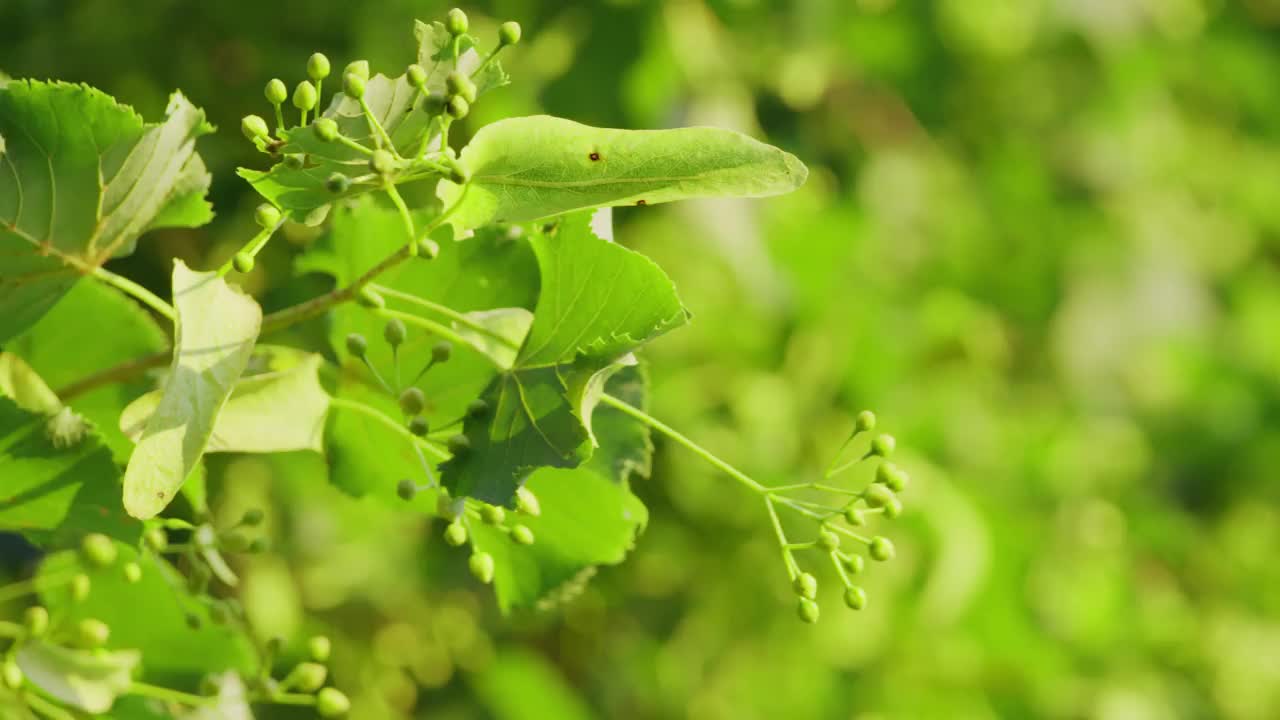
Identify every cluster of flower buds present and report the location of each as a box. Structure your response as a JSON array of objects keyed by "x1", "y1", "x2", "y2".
[{"x1": 430, "y1": 485, "x2": 542, "y2": 584}]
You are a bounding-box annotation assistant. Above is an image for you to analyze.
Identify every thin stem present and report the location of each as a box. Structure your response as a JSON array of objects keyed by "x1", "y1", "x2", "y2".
[
  {"x1": 826, "y1": 523, "x2": 871, "y2": 545},
  {"x1": 273, "y1": 104, "x2": 285, "y2": 134},
  {"x1": 92, "y1": 267, "x2": 175, "y2": 321},
  {"x1": 371, "y1": 284, "x2": 518, "y2": 349},
  {"x1": 824, "y1": 428, "x2": 865, "y2": 479},
  {"x1": 25, "y1": 693, "x2": 76, "y2": 720},
  {"x1": 383, "y1": 181, "x2": 418, "y2": 253},
  {"x1": 328, "y1": 397, "x2": 448, "y2": 461},
  {"x1": 360, "y1": 357, "x2": 393, "y2": 394},
  {"x1": 128, "y1": 682, "x2": 213, "y2": 707},
  {"x1": 218, "y1": 218, "x2": 286, "y2": 277},
  {"x1": 261, "y1": 692, "x2": 319, "y2": 707},
  {"x1": 358, "y1": 98, "x2": 397, "y2": 152},
  {"x1": 597, "y1": 394, "x2": 766, "y2": 493},
  {"x1": 765, "y1": 497, "x2": 798, "y2": 578},
  {"x1": 336, "y1": 133, "x2": 374, "y2": 156}
]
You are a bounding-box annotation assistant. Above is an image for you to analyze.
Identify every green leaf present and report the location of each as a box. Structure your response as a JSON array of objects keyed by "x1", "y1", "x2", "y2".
[
  {"x1": 473, "y1": 365, "x2": 651, "y2": 612},
  {"x1": 439, "y1": 115, "x2": 808, "y2": 230},
  {"x1": 123, "y1": 261, "x2": 261, "y2": 519},
  {"x1": 0, "y1": 397, "x2": 139, "y2": 546},
  {"x1": 16, "y1": 642, "x2": 139, "y2": 714},
  {"x1": 120, "y1": 348, "x2": 330, "y2": 454},
  {"x1": 238, "y1": 21, "x2": 505, "y2": 221},
  {"x1": 0, "y1": 351, "x2": 62, "y2": 414},
  {"x1": 442, "y1": 211, "x2": 687, "y2": 504},
  {"x1": 452, "y1": 308, "x2": 534, "y2": 371},
  {"x1": 471, "y1": 650, "x2": 596, "y2": 720},
  {"x1": 8, "y1": 278, "x2": 169, "y2": 462},
  {"x1": 297, "y1": 198, "x2": 538, "y2": 506},
  {"x1": 37, "y1": 545, "x2": 256, "y2": 682},
  {"x1": 0, "y1": 81, "x2": 213, "y2": 343}
]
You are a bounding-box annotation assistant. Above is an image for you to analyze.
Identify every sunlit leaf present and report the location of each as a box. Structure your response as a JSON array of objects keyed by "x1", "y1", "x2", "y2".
[{"x1": 16, "y1": 642, "x2": 139, "y2": 714}]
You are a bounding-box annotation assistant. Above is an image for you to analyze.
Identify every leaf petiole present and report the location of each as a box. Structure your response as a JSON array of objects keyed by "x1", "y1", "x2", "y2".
[{"x1": 92, "y1": 266, "x2": 176, "y2": 322}]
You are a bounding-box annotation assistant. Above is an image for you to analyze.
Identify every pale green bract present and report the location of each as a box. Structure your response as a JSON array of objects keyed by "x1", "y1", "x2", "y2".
[
  {"x1": 16, "y1": 642, "x2": 139, "y2": 714},
  {"x1": 0, "y1": 81, "x2": 213, "y2": 343},
  {"x1": 122, "y1": 261, "x2": 262, "y2": 519},
  {"x1": 439, "y1": 115, "x2": 808, "y2": 230},
  {"x1": 441, "y1": 210, "x2": 688, "y2": 504},
  {"x1": 120, "y1": 350, "x2": 330, "y2": 454}
]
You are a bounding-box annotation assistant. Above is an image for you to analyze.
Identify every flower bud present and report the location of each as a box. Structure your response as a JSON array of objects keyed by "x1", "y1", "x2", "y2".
[
  {"x1": 255, "y1": 203, "x2": 281, "y2": 229},
  {"x1": 863, "y1": 483, "x2": 896, "y2": 510},
  {"x1": 869, "y1": 536, "x2": 895, "y2": 562},
  {"x1": 293, "y1": 80, "x2": 318, "y2": 111},
  {"x1": 792, "y1": 572, "x2": 818, "y2": 600},
  {"x1": 265, "y1": 78, "x2": 288, "y2": 105},
  {"x1": 345, "y1": 333, "x2": 368, "y2": 358},
  {"x1": 314, "y1": 117, "x2": 339, "y2": 142},
  {"x1": 383, "y1": 318, "x2": 407, "y2": 347},
  {"x1": 241, "y1": 114, "x2": 270, "y2": 140},
  {"x1": 290, "y1": 662, "x2": 328, "y2": 692},
  {"x1": 417, "y1": 237, "x2": 440, "y2": 259},
  {"x1": 308, "y1": 52, "x2": 331, "y2": 81},
  {"x1": 233, "y1": 252, "x2": 255, "y2": 274},
  {"x1": 70, "y1": 574, "x2": 91, "y2": 602},
  {"x1": 870, "y1": 434, "x2": 895, "y2": 457},
  {"x1": 23, "y1": 606, "x2": 49, "y2": 637},
  {"x1": 855, "y1": 410, "x2": 876, "y2": 433},
  {"x1": 511, "y1": 524, "x2": 535, "y2": 545},
  {"x1": 437, "y1": 493, "x2": 465, "y2": 520},
  {"x1": 396, "y1": 479, "x2": 418, "y2": 501},
  {"x1": 326, "y1": 172, "x2": 351, "y2": 194},
  {"x1": 443, "y1": 521, "x2": 468, "y2": 547},
  {"x1": 844, "y1": 586, "x2": 867, "y2": 610},
  {"x1": 242, "y1": 509, "x2": 265, "y2": 527},
  {"x1": 144, "y1": 526, "x2": 168, "y2": 551},
  {"x1": 344, "y1": 60, "x2": 370, "y2": 80},
  {"x1": 446, "y1": 434, "x2": 470, "y2": 456},
  {"x1": 123, "y1": 562, "x2": 143, "y2": 584},
  {"x1": 515, "y1": 487, "x2": 541, "y2": 517},
  {"x1": 797, "y1": 598, "x2": 820, "y2": 624},
  {"x1": 843, "y1": 554, "x2": 865, "y2": 575},
  {"x1": 817, "y1": 529, "x2": 840, "y2": 551},
  {"x1": 466, "y1": 399, "x2": 489, "y2": 419},
  {"x1": 432, "y1": 341, "x2": 452, "y2": 363},
  {"x1": 308, "y1": 635, "x2": 332, "y2": 662},
  {"x1": 76, "y1": 618, "x2": 110, "y2": 648},
  {"x1": 469, "y1": 552, "x2": 495, "y2": 584},
  {"x1": 876, "y1": 462, "x2": 909, "y2": 492},
  {"x1": 80, "y1": 533, "x2": 117, "y2": 568},
  {"x1": 843, "y1": 506, "x2": 866, "y2": 526},
  {"x1": 343, "y1": 72, "x2": 366, "y2": 100},
  {"x1": 882, "y1": 495, "x2": 903, "y2": 519},
  {"x1": 407, "y1": 64, "x2": 428, "y2": 89},
  {"x1": 408, "y1": 416, "x2": 429, "y2": 437},
  {"x1": 2, "y1": 659, "x2": 22, "y2": 690},
  {"x1": 446, "y1": 8, "x2": 469, "y2": 36},
  {"x1": 481, "y1": 504, "x2": 505, "y2": 525},
  {"x1": 316, "y1": 688, "x2": 351, "y2": 718},
  {"x1": 499, "y1": 21, "x2": 522, "y2": 46},
  {"x1": 446, "y1": 71, "x2": 476, "y2": 103},
  {"x1": 370, "y1": 149, "x2": 396, "y2": 175},
  {"x1": 399, "y1": 388, "x2": 426, "y2": 416},
  {"x1": 446, "y1": 95, "x2": 469, "y2": 120}
]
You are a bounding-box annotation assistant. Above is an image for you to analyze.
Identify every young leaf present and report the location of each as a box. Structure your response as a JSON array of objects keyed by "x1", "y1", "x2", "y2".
[
  {"x1": 0, "y1": 352, "x2": 62, "y2": 415},
  {"x1": 123, "y1": 261, "x2": 262, "y2": 519},
  {"x1": 0, "y1": 81, "x2": 213, "y2": 343},
  {"x1": 8, "y1": 278, "x2": 168, "y2": 461},
  {"x1": 439, "y1": 115, "x2": 808, "y2": 230},
  {"x1": 16, "y1": 642, "x2": 139, "y2": 714},
  {"x1": 120, "y1": 350, "x2": 329, "y2": 454},
  {"x1": 0, "y1": 398, "x2": 139, "y2": 546},
  {"x1": 442, "y1": 211, "x2": 688, "y2": 504}
]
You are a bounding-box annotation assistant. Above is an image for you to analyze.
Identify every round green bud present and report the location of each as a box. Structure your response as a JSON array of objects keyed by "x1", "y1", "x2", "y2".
[
  {"x1": 843, "y1": 553, "x2": 865, "y2": 575},
  {"x1": 446, "y1": 95, "x2": 470, "y2": 120},
  {"x1": 283, "y1": 153, "x2": 305, "y2": 169},
  {"x1": 344, "y1": 60, "x2": 370, "y2": 80},
  {"x1": 871, "y1": 434, "x2": 895, "y2": 457},
  {"x1": 144, "y1": 526, "x2": 168, "y2": 552},
  {"x1": 241, "y1": 114, "x2": 270, "y2": 140},
  {"x1": 446, "y1": 71, "x2": 476, "y2": 103},
  {"x1": 293, "y1": 80, "x2": 318, "y2": 111},
  {"x1": 407, "y1": 63, "x2": 428, "y2": 89},
  {"x1": 185, "y1": 613, "x2": 203, "y2": 630},
  {"x1": 844, "y1": 506, "x2": 866, "y2": 526},
  {"x1": 432, "y1": 341, "x2": 452, "y2": 363},
  {"x1": 242, "y1": 508, "x2": 265, "y2": 527},
  {"x1": 817, "y1": 529, "x2": 840, "y2": 551},
  {"x1": 844, "y1": 586, "x2": 868, "y2": 610},
  {"x1": 342, "y1": 72, "x2": 366, "y2": 100},
  {"x1": 326, "y1": 172, "x2": 351, "y2": 194},
  {"x1": 855, "y1": 410, "x2": 876, "y2": 433},
  {"x1": 221, "y1": 531, "x2": 252, "y2": 553},
  {"x1": 80, "y1": 533, "x2": 117, "y2": 568},
  {"x1": 291, "y1": 662, "x2": 328, "y2": 693},
  {"x1": 446, "y1": 8, "x2": 469, "y2": 36},
  {"x1": 70, "y1": 573, "x2": 91, "y2": 602},
  {"x1": 399, "y1": 387, "x2": 426, "y2": 416},
  {"x1": 2, "y1": 659, "x2": 22, "y2": 690},
  {"x1": 446, "y1": 434, "x2": 470, "y2": 456},
  {"x1": 314, "y1": 117, "x2": 339, "y2": 142},
  {"x1": 443, "y1": 521, "x2": 468, "y2": 547},
  {"x1": 480, "y1": 504, "x2": 505, "y2": 525},
  {"x1": 417, "y1": 237, "x2": 440, "y2": 259},
  {"x1": 466, "y1": 399, "x2": 489, "y2": 419},
  {"x1": 876, "y1": 462, "x2": 909, "y2": 492},
  {"x1": 422, "y1": 92, "x2": 448, "y2": 116},
  {"x1": 863, "y1": 483, "x2": 896, "y2": 510},
  {"x1": 792, "y1": 572, "x2": 818, "y2": 600},
  {"x1": 408, "y1": 416, "x2": 430, "y2": 437},
  {"x1": 76, "y1": 618, "x2": 110, "y2": 648},
  {"x1": 396, "y1": 478, "x2": 418, "y2": 501},
  {"x1": 797, "y1": 598, "x2": 820, "y2": 624},
  {"x1": 233, "y1": 252, "x2": 255, "y2": 274},
  {"x1": 383, "y1": 318, "x2": 407, "y2": 347},
  {"x1": 308, "y1": 635, "x2": 332, "y2": 662},
  {"x1": 515, "y1": 487, "x2": 541, "y2": 517},
  {"x1": 308, "y1": 52, "x2": 331, "y2": 81},
  {"x1": 23, "y1": 606, "x2": 49, "y2": 637},
  {"x1": 511, "y1": 524, "x2": 535, "y2": 545},
  {"x1": 869, "y1": 536, "x2": 895, "y2": 562},
  {"x1": 316, "y1": 687, "x2": 351, "y2": 718},
  {"x1": 469, "y1": 551, "x2": 495, "y2": 584},
  {"x1": 345, "y1": 333, "x2": 368, "y2": 358},
  {"x1": 255, "y1": 203, "x2": 281, "y2": 229},
  {"x1": 437, "y1": 494, "x2": 465, "y2": 520},
  {"x1": 123, "y1": 562, "x2": 143, "y2": 584},
  {"x1": 265, "y1": 78, "x2": 288, "y2": 105},
  {"x1": 370, "y1": 149, "x2": 396, "y2": 175},
  {"x1": 499, "y1": 21, "x2": 522, "y2": 47},
  {"x1": 882, "y1": 495, "x2": 904, "y2": 519}
]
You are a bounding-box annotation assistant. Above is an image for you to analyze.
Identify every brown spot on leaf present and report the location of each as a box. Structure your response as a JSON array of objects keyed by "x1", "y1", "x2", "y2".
[
  {"x1": 589, "y1": 152, "x2": 601, "y2": 162},
  {"x1": 636, "y1": 199, "x2": 647, "y2": 206}
]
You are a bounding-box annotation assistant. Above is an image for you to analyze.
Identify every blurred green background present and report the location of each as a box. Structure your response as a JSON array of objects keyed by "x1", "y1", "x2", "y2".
[{"x1": 6, "y1": 0, "x2": 1280, "y2": 718}]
